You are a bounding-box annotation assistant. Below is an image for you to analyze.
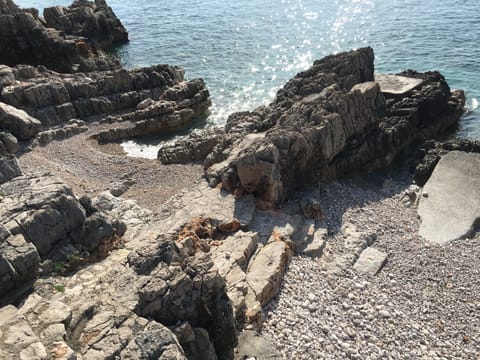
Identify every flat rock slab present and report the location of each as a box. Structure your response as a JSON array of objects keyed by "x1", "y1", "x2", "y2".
[
  {"x1": 353, "y1": 247, "x2": 387, "y2": 275},
  {"x1": 234, "y1": 330, "x2": 280, "y2": 360},
  {"x1": 375, "y1": 74, "x2": 423, "y2": 95},
  {"x1": 418, "y1": 151, "x2": 480, "y2": 244}
]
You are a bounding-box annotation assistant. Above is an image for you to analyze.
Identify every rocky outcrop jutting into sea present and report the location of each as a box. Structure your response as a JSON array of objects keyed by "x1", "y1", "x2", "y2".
[
  {"x1": 159, "y1": 47, "x2": 465, "y2": 207},
  {"x1": 0, "y1": 0, "x2": 476, "y2": 357},
  {"x1": 0, "y1": 63, "x2": 211, "y2": 147},
  {"x1": 0, "y1": 0, "x2": 123, "y2": 72},
  {"x1": 43, "y1": 0, "x2": 129, "y2": 49}
]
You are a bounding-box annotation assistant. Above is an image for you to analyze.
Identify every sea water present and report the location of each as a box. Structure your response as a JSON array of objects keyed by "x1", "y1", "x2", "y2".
[{"x1": 16, "y1": 0, "x2": 480, "y2": 158}]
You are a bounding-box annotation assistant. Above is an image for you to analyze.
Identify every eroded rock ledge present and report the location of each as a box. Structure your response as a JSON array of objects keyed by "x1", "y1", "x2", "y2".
[
  {"x1": 159, "y1": 47, "x2": 465, "y2": 207},
  {"x1": 0, "y1": 62, "x2": 211, "y2": 147}
]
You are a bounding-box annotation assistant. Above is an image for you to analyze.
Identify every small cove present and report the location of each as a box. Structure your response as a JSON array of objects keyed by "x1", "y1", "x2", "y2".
[{"x1": 17, "y1": 0, "x2": 480, "y2": 158}]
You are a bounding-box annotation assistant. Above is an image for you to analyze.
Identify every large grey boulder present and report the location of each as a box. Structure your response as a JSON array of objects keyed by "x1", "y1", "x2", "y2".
[
  {"x1": 0, "y1": 233, "x2": 40, "y2": 296},
  {"x1": 418, "y1": 151, "x2": 480, "y2": 244},
  {"x1": 0, "y1": 101, "x2": 40, "y2": 140},
  {"x1": 1, "y1": 174, "x2": 87, "y2": 256}
]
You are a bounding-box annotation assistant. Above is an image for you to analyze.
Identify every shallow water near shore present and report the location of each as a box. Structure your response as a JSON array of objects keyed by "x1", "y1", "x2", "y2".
[{"x1": 17, "y1": 0, "x2": 480, "y2": 158}]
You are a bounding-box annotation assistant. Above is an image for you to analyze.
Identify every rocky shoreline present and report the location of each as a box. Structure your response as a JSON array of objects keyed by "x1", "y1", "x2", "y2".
[{"x1": 0, "y1": 0, "x2": 479, "y2": 359}]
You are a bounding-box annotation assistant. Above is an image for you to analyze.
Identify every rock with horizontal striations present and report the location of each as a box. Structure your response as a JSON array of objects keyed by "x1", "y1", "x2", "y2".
[
  {"x1": 158, "y1": 128, "x2": 226, "y2": 164},
  {"x1": 44, "y1": 0, "x2": 128, "y2": 49},
  {"x1": 1, "y1": 175, "x2": 87, "y2": 256},
  {"x1": 0, "y1": 63, "x2": 211, "y2": 141},
  {"x1": 418, "y1": 151, "x2": 480, "y2": 244},
  {"x1": 0, "y1": 173, "x2": 126, "y2": 302}
]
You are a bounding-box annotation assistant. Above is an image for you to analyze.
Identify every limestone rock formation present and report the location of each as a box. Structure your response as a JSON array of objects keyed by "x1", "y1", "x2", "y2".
[
  {"x1": 0, "y1": 0, "x2": 120, "y2": 72},
  {"x1": 0, "y1": 101, "x2": 41, "y2": 140},
  {"x1": 44, "y1": 0, "x2": 128, "y2": 49},
  {"x1": 0, "y1": 173, "x2": 126, "y2": 303},
  {"x1": 0, "y1": 63, "x2": 211, "y2": 143},
  {"x1": 0, "y1": 155, "x2": 21, "y2": 184},
  {"x1": 158, "y1": 128, "x2": 227, "y2": 164},
  {"x1": 178, "y1": 47, "x2": 464, "y2": 207}
]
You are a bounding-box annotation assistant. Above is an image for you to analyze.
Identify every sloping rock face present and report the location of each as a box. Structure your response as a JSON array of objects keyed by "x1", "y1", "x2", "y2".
[
  {"x1": 0, "y1": 173, "x2": 126, "y2": 303},
  {"x1": 418, "y1": 151, "x2": 480, "y2": 244},
  {"x1": 44, "y1": 0, "x2": 128, "y2": 49},
  {"x1": 0, "y1": 0, "x2": 120, "y2": 72},
  {"x1": 182, "y1": 47, "x2": 464, "y2": 206},
  {"x1": 0, "y1": 156, "x2": 21, "y2": 184},
  {"x1": 0, "y1": 64, "x2": 211, "y2": 142}
]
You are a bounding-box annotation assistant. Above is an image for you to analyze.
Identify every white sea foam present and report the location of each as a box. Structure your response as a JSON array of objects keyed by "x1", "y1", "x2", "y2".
[{"x1": 470, "y1": 98, "x2": 479, "y2": 110}]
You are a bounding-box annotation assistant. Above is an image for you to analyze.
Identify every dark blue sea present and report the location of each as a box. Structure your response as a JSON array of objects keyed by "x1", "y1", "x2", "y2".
[{"x1": 17, "y1": 0, "x2": 480, "y2": 157}]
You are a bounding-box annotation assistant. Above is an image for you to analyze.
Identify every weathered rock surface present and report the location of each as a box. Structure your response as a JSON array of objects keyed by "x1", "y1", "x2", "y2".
[
  {"x1": 234, "y1": 330, "x2": 281, "y2": 360},
  {"x1": 414, "y1": 137, "x2": 480, "y2": 185},
  {"x1": 0, "y1": 173, "x2": 125, "y2": 302},
  {"x1": 0, "y1": 101, "x2": 41, "y2": 140},
  {"x1": 161, "y1": 48, "x2": 464, "y2": 207},
  {"x1": 0, "y1": 295, "x2": 188, "y2": 360},
  {"x1": 375, "y1": 73, "x2": 423, "y2": 97},
  {"x1": 418, "y1": 150, "x2": 480, "y2": 244},
  {"x1": 158, "y1": 128, "x2": 227, "y2": 164},
  {"x1": 353, "y1": 246, "x2": 388, "y2": 275},
  {"x1": 0, "y1": 63, "x2": 211, "y2": 142},
  {"x1": 0, "y1": 155, "x2": 21, "y2": 184},
  {"x1": 44, "y1": 0, "x2": 128, "y2": 49},
  {"x1": 0, "y1": 0, "x2": 120, "y2": 72}
]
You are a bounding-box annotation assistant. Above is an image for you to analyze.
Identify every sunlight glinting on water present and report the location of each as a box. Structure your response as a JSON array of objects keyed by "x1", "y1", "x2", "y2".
[
  {"x1": 207, "y1": 0, "x2": 375, "y2": 128},
  {"x1": 14, "y1": 0, "x2": 480, "y2": 151}
]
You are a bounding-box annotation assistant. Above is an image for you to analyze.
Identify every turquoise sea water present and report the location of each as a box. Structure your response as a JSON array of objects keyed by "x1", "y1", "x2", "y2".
[{"x1": 17, "y1": 0, "x2": 480, "y2": 157}]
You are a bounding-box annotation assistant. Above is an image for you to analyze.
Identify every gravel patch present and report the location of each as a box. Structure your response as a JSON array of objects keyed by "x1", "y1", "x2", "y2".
[
  {"x1": 18, "y1": 125, "x2": 204, "y2": 214},
  {"x1": 262, "y1": 168, "x2": 480, "y2": 359}
]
